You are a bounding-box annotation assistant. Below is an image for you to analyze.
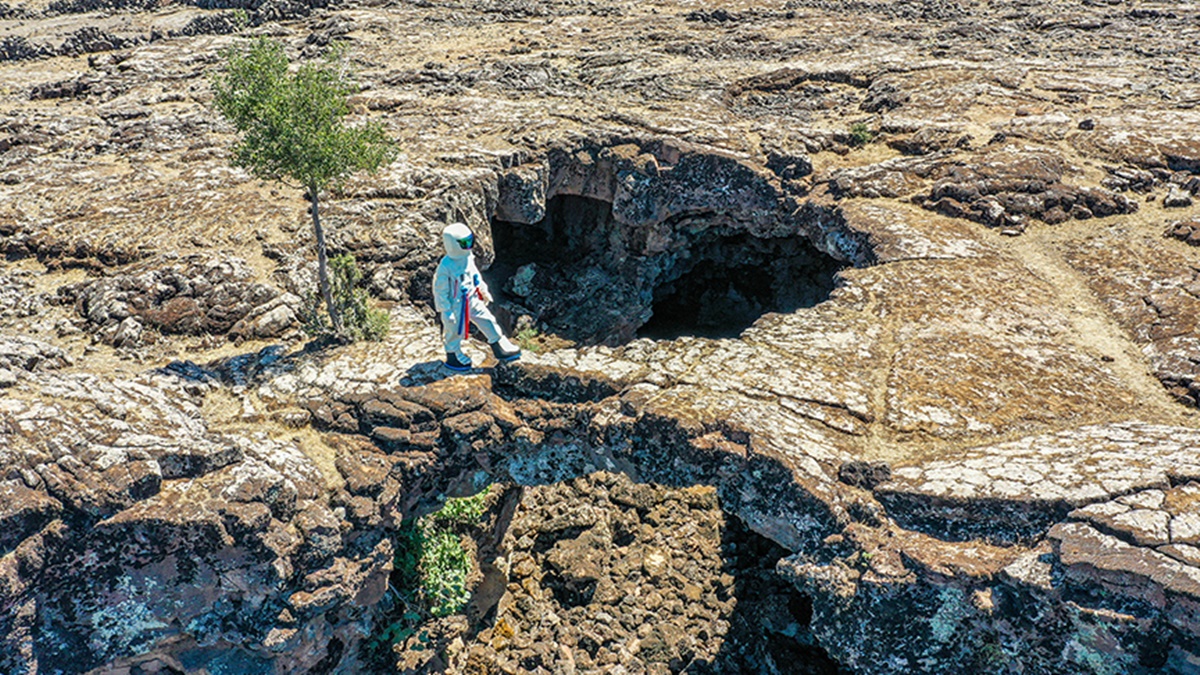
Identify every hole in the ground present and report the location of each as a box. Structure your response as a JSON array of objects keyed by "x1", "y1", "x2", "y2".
[
  {"x1": 638, "y1": 232, "x2": 843, "y2": 340},
  {"x1": 378, "y1": 473, "x2": 847, "y2": 673},
  {"x1": 490, "y1": 194, "x2": 846, "y2": 345},
  {"x1": 544, "y1": 573, "x2": 598, "y2": 608}
]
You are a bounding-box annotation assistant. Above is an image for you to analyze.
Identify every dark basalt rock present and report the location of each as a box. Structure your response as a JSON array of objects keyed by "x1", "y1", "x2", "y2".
[
  {"x1": 46, "y1": 0, "x2": 158, "y2": 14},
  {"x1": 168, "y1": 12, "x2": 247, "y2": 36},
  {"x1": 1166, "y1": 219, "x2": 1200, "y2": 247},
  {"x1": 401, "y1": 473, "x2": 844, "y2": 673},
  {"x1": 62, "y1": 255, "x2": 299, "y2": 345},
  {"x1": 489, "y1": 141, "x2": 847, "y2": 345},
  {"x1": 58, "y1": 27, "x2": 142, "y2": 57},
  {"x1": 914, "y1": 149, "x2": 1140, "y2": 231},
  {"x1": 838, "y1": 460, "x2": 892, "y2": 490},
  {"x1": 0, "y1": 36, "x2": 54, "y2": 62}
]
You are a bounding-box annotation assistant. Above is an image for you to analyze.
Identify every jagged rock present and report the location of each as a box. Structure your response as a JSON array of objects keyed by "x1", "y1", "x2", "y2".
[
  {"x1": 229, "y1": 292, "x2": 301, "y2": 340},
  {"x1": 168, "y1": 11, "x2": 248, "y2": 37},
  {"x1": 65, "y1": 255, "x2": 291, "y2": 342},
  {"x1": 494, "y1": 162, "x2": 548, "y2": 224},
  {"x1": 0, "y1": 365, "x2": 384, "y2": 675},
  {"x1": 860, "y1": 78, "x2": 909, "y2": 112},
  {"x1": 1162, "y1": 140, "x2": 1200, "y2": 173},
  {"x1": 0, "y1": 335, "x2": 72, "y2": 372},
  {"x1": 828, "y1": 153, "x2": 943, "y2": 199},
  {"x1": 58, "y1": 26, "x2": 141, "y2": 57},
  {"x1": 914, "y1": 147, "x2": 1140, "y2": 229},
  {"x1": 1164, "y1": 184, "x2": 1195, "y2": 208},
  {"x1": 765, "y1": 149, "x2": 814, "y2": 182},
  {"x1": 420, "y1": 473, "x2": 840, "y2": 674},
  {"x1": 886, "y1": 127, "x2": 971, "y2": 156},
  {"x1": 1167, "y1": 219, "x2": 1200, "y2": 246},
  {"x1": 0, "y1": 36, "x2": 53, "y2": 62},
  {"x1": 29, "y1": 74, "x2": 113, "y2": 101},
  {"x1": 5, "y1": 0, "x2": 1200, "y2": 672},
  {"x1": 105, "y1": 315, "x2": 143, "y2": 348}
]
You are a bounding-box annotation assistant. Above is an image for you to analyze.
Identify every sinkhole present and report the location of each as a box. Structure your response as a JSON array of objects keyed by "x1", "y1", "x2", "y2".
[
  {"x1": 371, "y1": 474, "x2": 845, "y2": 674},
  {"x1": 489, "y1": 194, "x2": 846, "y2": 345}
]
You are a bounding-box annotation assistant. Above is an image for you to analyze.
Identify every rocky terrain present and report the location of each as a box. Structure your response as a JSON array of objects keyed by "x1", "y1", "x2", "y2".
[
  {"x1": 392, "y1": 473, "x2": 842, "y2": 674},
  {"x1": 3, "y1": 0, "x2": 1200, "y2": 673}
]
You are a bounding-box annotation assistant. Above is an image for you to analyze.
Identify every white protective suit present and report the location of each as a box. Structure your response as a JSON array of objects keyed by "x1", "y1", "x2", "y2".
[{"x1": 432, "y1": 223, "x2": 508, "y2": 358}]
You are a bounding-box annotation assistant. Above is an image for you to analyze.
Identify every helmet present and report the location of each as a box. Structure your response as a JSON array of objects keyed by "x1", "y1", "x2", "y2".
[{"x1": 442, "y1": 222, "x2": 474, "y2": 259}]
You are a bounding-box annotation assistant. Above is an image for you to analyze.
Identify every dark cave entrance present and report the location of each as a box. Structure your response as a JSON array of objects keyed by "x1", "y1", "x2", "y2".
[
  {"x1": 637, "y1": 232, "x2": 843, "y2": 340},
  {"x1": 490, "y1": 194, "x2": 845, "y2": 345}
]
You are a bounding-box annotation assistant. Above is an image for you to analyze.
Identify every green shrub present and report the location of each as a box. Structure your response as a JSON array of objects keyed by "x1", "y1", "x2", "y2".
[
  {"x1": 301, "y1": 253, "x2": 389, "y2": 341},
  {"x1": 392, "y1": 519, "x2": 425, "y2": 596},
  {"x1": 515, "y1": 325, "x2": 542, "y2": 353},
  {"x1": 387, "y1": 489, "x2": 490, "y2": 625},
  {"x1": 430, "y1": 491, "x2": 488, "y2": 527},
  {"x1": 211, "y1": 37, "x2": 394, "y2": 339},
  {"x1": 849, "y1": 122, "x2": 876, "y2": 147},
  {"x1": 422, "y1": 529, "x2": 472, "y2": 617}
]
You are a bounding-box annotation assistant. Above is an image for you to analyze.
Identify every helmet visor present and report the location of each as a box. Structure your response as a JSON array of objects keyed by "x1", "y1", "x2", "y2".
[{"x1": 455, "y1": 233, "x2": 475, "y2": 250}]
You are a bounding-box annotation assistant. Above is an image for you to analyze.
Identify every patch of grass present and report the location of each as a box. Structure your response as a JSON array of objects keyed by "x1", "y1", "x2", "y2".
[
  {"x1": 513, "y1": 323, "x2": 576, "y2": 353},
  {"x1": 848, "y1": 122, "x2": 876, "y2": 147},
  {"x1": 230, "y1": 8, "x2": 249, "y2": 29},
  {"x1": 430, "y1": 491, "x2": 488, "y2": 527},
  {"x1": 392, "y1": 519, "x2": 425, "y2": 597}
]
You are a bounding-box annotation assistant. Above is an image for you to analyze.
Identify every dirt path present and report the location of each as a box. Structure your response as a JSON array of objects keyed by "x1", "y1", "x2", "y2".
[{"x1": 1002, "y1": 219, "x2": 1197, "y2": 426}]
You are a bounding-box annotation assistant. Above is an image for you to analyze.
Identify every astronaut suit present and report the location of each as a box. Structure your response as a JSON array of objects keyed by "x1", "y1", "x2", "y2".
[{"x1": 432, "y1": 222, "x2": 521, "y2": 371}]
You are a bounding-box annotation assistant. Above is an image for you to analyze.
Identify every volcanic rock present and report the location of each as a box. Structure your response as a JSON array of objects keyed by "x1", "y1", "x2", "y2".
[{"x1": 2, "y1": 0, "x2": 1200, "y2": 673}]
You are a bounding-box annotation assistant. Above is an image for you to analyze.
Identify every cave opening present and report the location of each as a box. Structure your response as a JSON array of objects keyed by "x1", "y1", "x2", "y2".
[
  {"x1": 490, "y1": 194, "x2": 845, "y2": 345},
  {"x1": 637, "y1": 231, "x2": 844, "y2": 340}
]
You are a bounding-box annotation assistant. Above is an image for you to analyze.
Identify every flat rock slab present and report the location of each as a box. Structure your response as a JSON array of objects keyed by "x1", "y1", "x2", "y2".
[
  {"x1": 884, "y1": 422, "x2": 1200, "y2": 503},
  {"x1": 1071, "y1": 481, "x2": 1200, "y2": 549},
  {"x1": 878, "y1": 422, "x2": 1200, "y2": 542},
  {"x1": 1051, "y1": 521, "x2": 1200, "y2": 619}
]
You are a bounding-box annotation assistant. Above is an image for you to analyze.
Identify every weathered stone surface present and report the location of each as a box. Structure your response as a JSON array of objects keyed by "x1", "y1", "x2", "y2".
[
  {"x1": 1050, "y1": 521, "x2": 1200, "y2": 633},
  {"x1": 1167, "y1": 218, "x2": 1200, "y2": 247},
  {"x1": 2, "y1": 0, "x2": 1200, "y2": 672},
  {"x1": 0, "y1": 334, "x2": 72, "y2": 372},
  {"x1": 1071, "y1": 482, "x2": 1200, "y2": 550},
  {"x1": 64, "y1": 254, "x2": 294, "y2": 342},
  {"x1": 1062, "y1": 228, "x2": 1200, "y2": 407},
  {"x1": 879, "y1": 423, "x2": 1200, "y2": 542},
  {"x1": 0, "y1": 366, "x2": 384, "y2": 674},
  {"x1": 915, "y1": 146, "x2": 1140, "y2": 231}
]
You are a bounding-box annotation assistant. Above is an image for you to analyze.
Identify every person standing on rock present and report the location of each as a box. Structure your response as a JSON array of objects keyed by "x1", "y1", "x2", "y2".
[{"x1": 433, "y1": 222, "x2": 521, "y2": 371}]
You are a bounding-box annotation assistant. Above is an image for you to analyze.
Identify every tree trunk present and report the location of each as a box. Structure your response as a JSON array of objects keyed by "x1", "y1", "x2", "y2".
[{"x1": 310, "y1": 186, "x2": 343, "y2": 338}]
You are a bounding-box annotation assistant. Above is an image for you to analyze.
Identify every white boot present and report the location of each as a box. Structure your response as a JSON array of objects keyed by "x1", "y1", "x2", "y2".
[{"x1": 491, "y1": 336, "x2": 521, "y2": 362}]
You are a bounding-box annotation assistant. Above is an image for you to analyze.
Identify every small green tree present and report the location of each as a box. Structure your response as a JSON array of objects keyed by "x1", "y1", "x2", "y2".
[{"x1": 211, "y1": 37, "x2": 394, "y2": 339}]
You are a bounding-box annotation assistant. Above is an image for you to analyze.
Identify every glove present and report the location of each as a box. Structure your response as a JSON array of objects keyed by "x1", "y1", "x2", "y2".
[{"x1": 479, "y1": 288, "x2": 494, "y2": 304}]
